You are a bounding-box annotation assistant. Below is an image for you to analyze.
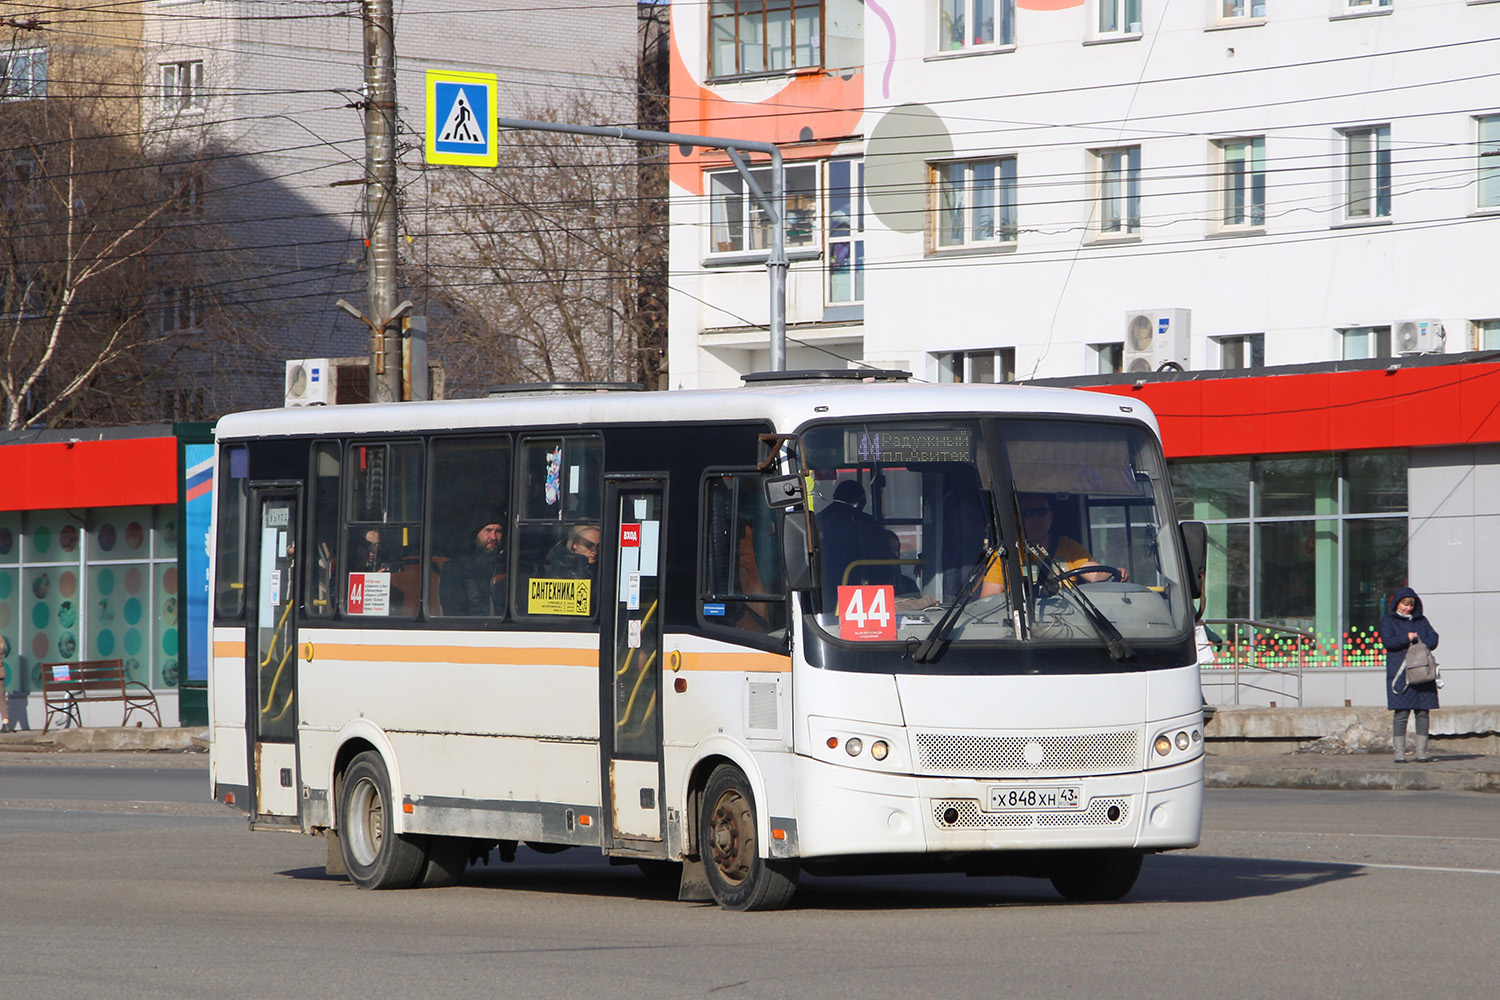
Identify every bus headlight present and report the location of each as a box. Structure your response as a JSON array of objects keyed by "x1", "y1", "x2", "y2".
[
  {"x1": 1154, "y1": 734, "x2": 1173, "y2": 757},
  {"x1": 1175, "y1": 731, "x2": 1190, "y2": 751},
  {"x1": 845, "y1": 738, "x2": 863, "y2": 757},
  {"x1": 870, "y1": 740, "x2": 889, "y2": 761}
]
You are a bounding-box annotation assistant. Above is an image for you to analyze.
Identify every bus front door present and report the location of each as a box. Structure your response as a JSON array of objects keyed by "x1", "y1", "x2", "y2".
[
  {"x1": 245, "y1": 486, "x2": 301, "y2": 824},
  {"x1": 601, "y1": 477, "x2": 667, "y2": 851}
]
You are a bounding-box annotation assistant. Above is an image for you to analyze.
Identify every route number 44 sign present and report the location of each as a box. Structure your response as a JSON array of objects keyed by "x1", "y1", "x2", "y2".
[{"x1": 838, "y1": 585, "x2": 896, "y2": 641}]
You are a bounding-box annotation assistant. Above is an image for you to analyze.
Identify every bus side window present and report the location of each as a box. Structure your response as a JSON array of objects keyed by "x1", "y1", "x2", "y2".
[
  {"x1": 701, "y1": 474, "x2": 786, "y2": 637},
  {"x1": 342, "y1": 441, "x2": 423, "y2": 619},
  {"x1": 515, "y1": 436, "x2": 603, "y2": 619},
  {"x1": 306, "y1": 442, "x2": 340, "y2": 618},
  {"x1": 214, "y1": 446, "x2": 249, "y2": 619},
  {"x1": 427, "y1": 436, "x2": 512, "y2": 619}
]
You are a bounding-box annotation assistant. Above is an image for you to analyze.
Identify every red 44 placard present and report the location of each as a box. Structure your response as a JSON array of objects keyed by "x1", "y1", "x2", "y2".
[{"x1": 838, "y1": 585, "x2": 896, "y2": 641}]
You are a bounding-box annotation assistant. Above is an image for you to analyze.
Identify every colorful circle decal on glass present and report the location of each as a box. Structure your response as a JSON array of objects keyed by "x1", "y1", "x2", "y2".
[
  {"x1": 124, "y1": 629, "x2": 142, "y2": 656},
  {"x1": 124, "y1": 567, "x2": 143, "y2": 594},
  {"x1": 60, "y1": 524, "x2": 79, "y2": 552},
  {"x1": 31, "y1": 572, "x2": 50, "y2": 600},
  {"x1": 97, "y1": 630, "x2": 116, "y2": 656},
  {"x1": 98, "y1": 523, "x2": 117, "y2": 551},
  {"x1": 123, "y1": 597, "x2": 143, "y2": 625},
  {"x1": 57, "y1": 600, "x2": 77, "y2": 629},
  {"x1": 32, "y1": 525, "x2": 51, "y2": 554},
  {"x1": 60, "y1": 571, "x2": 77, "y2": 599},
  {"x1": 0, "y1": 527, "x2": 12, "y2": 555},
  {"x1": 30, "y1": 600, "x2": 49, "y2": 630},
  {"x1": 97, "y1": 568, "x2": 115, "y2": 596},
  {"x1": 58, "y1": 632, "x2": 76, "y2": 659},
  {"x1": 126, "y1": 522, "x2": 144, "y2": 550}
]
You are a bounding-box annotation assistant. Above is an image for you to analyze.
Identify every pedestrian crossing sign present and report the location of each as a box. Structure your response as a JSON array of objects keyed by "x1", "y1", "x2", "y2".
[{"x1": 426, "y1": 70, "x2": 498, "y2": 167}]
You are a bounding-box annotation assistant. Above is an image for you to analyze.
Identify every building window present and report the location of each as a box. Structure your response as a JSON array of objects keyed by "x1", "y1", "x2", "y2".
[
  {"x1": 159, "y1": 287, "x2": 199, "y2": 334},
  {"x1": 709, "y1": 0, "x2": 822, "y2": 78},
  {"x1": 1, "y1": 47, "x2": 47, "y2": 100},
  {"x1": 1097, "y1": 0, "x2": 1142, "y2": 35},
  {"x1": 1344, "y1": 0, "x2": 1391, "y2": 10},
  {"x1": 1478, "y1": 115, "x2": 1500, "y2": 211},
  {"x1": 1339, "y1": 325, "x2": 1391, "y2": 360},
  {"x1": 1090, "y1": 342, "x2": 1124, "y2": 374},
  {"x1": 931, "y1": 157, "x2": 1017, "y2": 249},
  {"x1": 939, "y1": 0, "x2": 1015, "y2": 51},
  {"x1": 827, "y1": 159, "x2": 863, "y2": 303},
  {"x1": 1472, "y1": 319, "x2": 1500, "y2": 350},
  {"x1": 1219, "y1": 1, "x2": 1267, "y2": 18},
  {"x1": 1171, "y1": 451, "x2": 1407, "y2": 670},
  {"x1": 1342, "y1": 125, "x2": 1390, "y2": 221},
  {"x1": 160, "y1": 60, "x2": 204, "y2": 112},
  {"x1": 1217, "y1": 137, "x2": 1265, "y2": 229},
  {"x1": 935, "y1": 347, "x2": 1015, "y2": 383},
  {"x1": 1093, "y1": 146, "x2": 1140, "y2": 236},
  {"x1": 161, "y1": 168, "x2": 204, "y2": 215},
  {"x1": 709, "y1": 163, "x2": 818, "y2": 255},
  {"x1": 1215, "y1": 334, "x2": 1264, "y2": 370}
]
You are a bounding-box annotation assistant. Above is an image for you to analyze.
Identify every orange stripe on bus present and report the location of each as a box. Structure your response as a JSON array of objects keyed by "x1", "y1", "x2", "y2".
[
  {"x1": 315, "y1": 644, "x2": 598, "y2": 666},
  {"x1": 679, "y1": 651, "x2": 792, "y2": 673}
]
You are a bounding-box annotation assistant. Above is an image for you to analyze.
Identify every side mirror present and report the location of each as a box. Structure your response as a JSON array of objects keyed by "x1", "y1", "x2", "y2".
[
  {"x1": 763, "y1": 473, "x2": 806, "y2": 512},
  {"x1": 779, "y1": 511, "x2": 818, "y2": 592},
  {"x1": 1179, "y1": 521, "x2": 1207, "y2": 601}
]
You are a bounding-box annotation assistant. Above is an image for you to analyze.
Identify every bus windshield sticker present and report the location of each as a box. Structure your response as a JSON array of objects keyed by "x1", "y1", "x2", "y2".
[
  {"x1": 544, "y1": 446, "x2": 562, "y2": 505},
  {"x1": 703, "y1": 602, "x2": 726, "y2": 616},
  {"x1": 347, "y1": 572, "x2": 390, "y2": 616},
  {"x1": 846, "y1": 428, "x2": 971, "y2": 464},
  {"x1": 529, "y1": 578, "x2": 591, "y2": 615},
  {"x1": 838, "y1": 585, "x2": 896, "y2": 641}
]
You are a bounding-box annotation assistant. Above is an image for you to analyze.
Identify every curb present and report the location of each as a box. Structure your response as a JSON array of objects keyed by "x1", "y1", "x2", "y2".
[{"x1": 0, "y1": 727, "x2": 206, "y2": 753}]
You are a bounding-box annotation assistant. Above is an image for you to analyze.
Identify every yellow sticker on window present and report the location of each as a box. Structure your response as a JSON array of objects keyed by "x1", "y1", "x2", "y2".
[{"x1": 528, "y1": 578, "x2": 592, "y2": 616}]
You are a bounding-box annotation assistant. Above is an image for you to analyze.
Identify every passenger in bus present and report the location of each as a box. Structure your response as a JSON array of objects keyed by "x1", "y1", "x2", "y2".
[
  {"x1": 544, "y1": 523, "x2": 601, "y2": 579},
  {"x1": 818, "y1": 479, "x2": 884, "y2": 605},
  {"x1": 355, "y1": 528, "x2": 398, "y2": 574},
  {"x1": 980, "y1": 493, "x2": 1122, "y2": 595},
  {"x1": 439, "y1": 508, "x2": 508, "y2": 617}
]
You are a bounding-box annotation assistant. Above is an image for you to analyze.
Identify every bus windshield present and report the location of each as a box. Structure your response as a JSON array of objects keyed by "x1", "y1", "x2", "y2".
[{"x1": 802, "y1": 417, "x2": 1192, "y2": 651}]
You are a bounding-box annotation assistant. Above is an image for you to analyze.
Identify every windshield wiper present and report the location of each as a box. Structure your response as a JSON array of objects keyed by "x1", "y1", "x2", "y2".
[
  {"x1": 1028, "y1": 543, "x2": 1134, "y2": 661},
  {"x1": 908, "y1": 540, "x2": 994, "y2": 664}
]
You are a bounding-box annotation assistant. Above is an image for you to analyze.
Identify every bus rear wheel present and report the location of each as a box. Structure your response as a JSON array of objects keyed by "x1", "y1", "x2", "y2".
[
  {"x1": 339, "y1": 751, "x2": 427, "y2": 890},
  {"x1": 1049, "y1": 849, "x2": 1143, "y2": 902},
  {"x1": 699, "y1": 765, "x2": 798, "y2": 911}
]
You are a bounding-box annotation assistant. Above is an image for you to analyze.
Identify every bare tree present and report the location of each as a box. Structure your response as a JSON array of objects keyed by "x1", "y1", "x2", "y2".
[
  {"x1": 0, "y1": 23, "x2": 222, "y2": 428},
  {"x1": 413, "y1": 19, "x2": 668, "y2": 393}
]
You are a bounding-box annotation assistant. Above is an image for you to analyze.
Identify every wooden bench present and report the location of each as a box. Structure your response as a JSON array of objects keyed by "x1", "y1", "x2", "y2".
[{"x1": 40, "y1": 659, "x2": 163, "y2": 733}]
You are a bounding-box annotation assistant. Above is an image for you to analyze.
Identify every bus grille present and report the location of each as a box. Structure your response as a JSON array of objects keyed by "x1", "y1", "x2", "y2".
[
  {"x1": 931, "y1": 797, "x2": 1131, "y2": 829},
  {"x1": 914, "y1": 731, "x2": 1139, "y2": 777}
]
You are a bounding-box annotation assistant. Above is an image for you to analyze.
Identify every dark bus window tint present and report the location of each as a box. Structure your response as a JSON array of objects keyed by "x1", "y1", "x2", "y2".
[
  {"x1": 306, "y1": 442, "x2": 340, "y2": 618},
  {"x1": 701, "y1": 474, "x2": 786, "y2": 637},
  {"x1": 429, "y1": 437, "x2": 512, "y2": 619},
  {"x1": 214, "y1": 446, "x2": 248, "y2": 619},
  {"x1": 343, "y1": 441, "x2": 423, "y2": 619},
  {"x1": 516, "y1": 436, "x2": 603, "y2": 619}
]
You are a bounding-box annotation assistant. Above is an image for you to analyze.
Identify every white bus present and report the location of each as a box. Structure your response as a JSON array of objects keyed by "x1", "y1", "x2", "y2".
[{"x1": 209, "y1": 371, "x2": 1207, "y2": 910}]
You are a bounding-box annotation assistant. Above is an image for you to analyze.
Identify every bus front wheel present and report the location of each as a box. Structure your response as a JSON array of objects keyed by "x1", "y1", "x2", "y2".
[
  {"x1": 1049, "y1": 849, "x2": 1143, "y2": 902},
  {"x1": 699, "y1": 765, "x2": 799, "y2": 911},
  {"x1": 339, "y1": 751, "x2": 427, "y2": 890}
]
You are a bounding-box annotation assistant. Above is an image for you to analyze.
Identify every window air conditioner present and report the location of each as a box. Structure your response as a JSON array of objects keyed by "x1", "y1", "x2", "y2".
[
  {"x1": 1393, "y1": 319, "x2": 1444, "y2": 355},
  {"x1": 284, "y1": 358, "x2": 334, "y2": 406},
  {"x1": 1122, "y1": 308, "x2": 1191, "y2": 373}
]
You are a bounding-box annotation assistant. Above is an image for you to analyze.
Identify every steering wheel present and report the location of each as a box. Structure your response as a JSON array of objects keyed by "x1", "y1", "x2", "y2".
[{"x1": 1051, "y1": 564, "x2": 1124, "y2": 586}]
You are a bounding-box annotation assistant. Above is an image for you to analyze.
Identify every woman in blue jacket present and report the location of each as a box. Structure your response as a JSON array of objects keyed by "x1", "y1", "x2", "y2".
[{"x1": 1380, "y1": 587, "x2": 1440, "y2": 763}]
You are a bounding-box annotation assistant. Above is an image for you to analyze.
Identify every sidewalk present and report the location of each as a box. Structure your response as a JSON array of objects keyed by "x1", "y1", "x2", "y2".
[{"x1": 3, "y1": 724, "x2": 1498, "y2": 793}]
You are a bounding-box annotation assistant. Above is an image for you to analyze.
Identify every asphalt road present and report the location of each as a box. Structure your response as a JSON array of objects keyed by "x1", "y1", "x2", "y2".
[{"x1": 2, "y1": 753, "x2": 1496, "y2": 999}]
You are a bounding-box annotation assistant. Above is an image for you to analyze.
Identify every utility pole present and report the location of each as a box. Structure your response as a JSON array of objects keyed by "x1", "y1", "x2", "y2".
[{"x1": 359, "y1": 0, "x2": 402, "y2": 402}]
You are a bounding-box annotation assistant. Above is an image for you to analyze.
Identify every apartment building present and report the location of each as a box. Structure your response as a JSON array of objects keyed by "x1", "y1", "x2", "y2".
[
  {"x1": 142, "y1": 0, "x2": 642, "y2": 412},
  {"x1": 667, "y1": 1, "x2": 1500, "y2": 705}
]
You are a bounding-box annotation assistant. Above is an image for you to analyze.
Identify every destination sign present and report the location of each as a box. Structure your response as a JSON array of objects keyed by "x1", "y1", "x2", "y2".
[{"x1": 849, "y1": 428, "x2": 972, "y2": 464}]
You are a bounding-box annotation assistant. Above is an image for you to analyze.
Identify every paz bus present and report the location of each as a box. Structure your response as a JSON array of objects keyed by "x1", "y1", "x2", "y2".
[{"x1": 208, "y1": 370, "x2": 1207, "y2": 910}]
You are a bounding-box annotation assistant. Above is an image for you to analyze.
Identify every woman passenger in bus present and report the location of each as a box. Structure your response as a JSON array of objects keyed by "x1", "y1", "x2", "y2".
[{"x1": 544, "y1": 524, "x2": 601, "y2": 579}]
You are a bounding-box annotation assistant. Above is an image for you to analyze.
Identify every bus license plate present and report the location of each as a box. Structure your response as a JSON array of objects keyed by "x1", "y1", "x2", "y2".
[{"x1": 986, "y1": 785, "x2": 1083, "y2": 811}]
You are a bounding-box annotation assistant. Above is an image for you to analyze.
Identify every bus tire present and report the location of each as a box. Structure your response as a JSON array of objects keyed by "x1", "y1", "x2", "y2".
[
  {"x1": 338, "y1": 751, "x2": 426, "y2": 890},
  {"x1": 699, "y1": 764, "x2": 799, "y2": 911},
  {"x1": 416, "y1": 836, "x2": 470, "y2": 888},
  {"x1": 1049, "y1": 849, "x2": 1143, "y2": 902}
]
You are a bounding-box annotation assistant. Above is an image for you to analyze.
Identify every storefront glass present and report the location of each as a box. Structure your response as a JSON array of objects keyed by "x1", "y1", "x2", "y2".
[{"x1": 1172, "y1": 451, "x2": 1407, "y2": 668}]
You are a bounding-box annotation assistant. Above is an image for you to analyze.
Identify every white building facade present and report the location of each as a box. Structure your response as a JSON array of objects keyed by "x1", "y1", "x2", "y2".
[{"x1": 668, "y1": 1, "x2": 1500, "y2": 708}]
